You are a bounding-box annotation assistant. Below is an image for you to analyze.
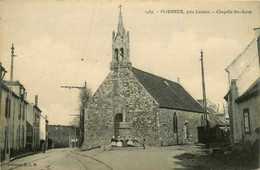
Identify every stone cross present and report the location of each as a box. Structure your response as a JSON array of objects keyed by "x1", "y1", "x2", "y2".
[{"x1": 119, "y1": 4, "x2": 123, "y2": 13}]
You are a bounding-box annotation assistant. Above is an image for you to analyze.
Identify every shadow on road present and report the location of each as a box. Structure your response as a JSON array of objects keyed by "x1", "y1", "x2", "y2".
[{"x1": 173, "y1": 149, "x2": 254, "y2": 170}]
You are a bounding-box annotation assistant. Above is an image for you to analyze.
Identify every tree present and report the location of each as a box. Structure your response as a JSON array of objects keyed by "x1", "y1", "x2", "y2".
[{"x1": 78, "y1": 87, "x2": 92, "y2": 147}]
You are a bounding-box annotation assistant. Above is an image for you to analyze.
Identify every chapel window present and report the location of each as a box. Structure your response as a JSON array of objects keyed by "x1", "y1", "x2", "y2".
[
  {"x1": 173, "y1": 112, "x2": 177, "y2": 133},
  {"x1": 5, "y1": 97, "x2": 9, "y2": 118},
  {"x1": 115, "y1": 49, "x2": 119, "y2": 62},
  {"x1": 120, "y1": 48, "x2": 124, "y2": 59},
  {"x1": 19, "y1": 102, "x2": 21, "y2": 120},
  {"x1": 115, "y1": 113, "x2": 123, "y2": 122}
]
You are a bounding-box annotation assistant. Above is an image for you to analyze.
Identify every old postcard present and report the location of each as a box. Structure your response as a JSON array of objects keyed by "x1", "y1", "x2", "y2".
[{"x1": 0, "y1": 0, "x2": 259, "y2": 169}]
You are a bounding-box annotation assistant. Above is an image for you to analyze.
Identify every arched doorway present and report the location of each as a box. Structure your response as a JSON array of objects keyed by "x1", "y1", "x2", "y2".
[
  {"x1": 114, "y1": 113, "x2": 123, "y2": 138},
  {"x1": 173, "y1": 112, "x2": 179, "y2": 144}
]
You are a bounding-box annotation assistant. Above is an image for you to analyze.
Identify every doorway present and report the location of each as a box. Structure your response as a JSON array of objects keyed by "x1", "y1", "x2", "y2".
[{"x1": 114, "y1": 113, "x2": 123, "y2": 138}]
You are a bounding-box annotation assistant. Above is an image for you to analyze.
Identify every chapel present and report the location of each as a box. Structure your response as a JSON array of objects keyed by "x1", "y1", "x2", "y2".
[{"x1": 83, "y1": 8, "x2": 204, "y2": 149}]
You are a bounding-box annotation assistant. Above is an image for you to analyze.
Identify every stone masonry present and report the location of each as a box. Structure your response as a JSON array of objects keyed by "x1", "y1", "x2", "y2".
[
  {"x1": 84, "y1": 68, "x2": 160, "y2": 149},
  {"x1": 83, "y1": 8, "x2": 203, "y2": 149}
]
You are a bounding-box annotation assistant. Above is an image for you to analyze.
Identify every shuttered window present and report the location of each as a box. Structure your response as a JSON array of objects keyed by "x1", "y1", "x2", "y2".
[
  {"x1": 5, "y1": 97, "x2": 11, "y2": 118},
  {"x1": 243, "y1": 108, "x2": 250, "y2": 134}
]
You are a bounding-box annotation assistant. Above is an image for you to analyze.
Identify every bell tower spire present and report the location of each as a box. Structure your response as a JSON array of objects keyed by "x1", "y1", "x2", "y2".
[
  {"x1": 110, "y1": 5, "x2": 131, "y2": 70},
  {"x1": 117, "y1": 4, "x2": 125, "y2": 36}
]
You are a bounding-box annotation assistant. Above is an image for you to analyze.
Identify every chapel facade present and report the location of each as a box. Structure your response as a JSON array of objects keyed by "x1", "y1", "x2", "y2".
[{"x1": 83, "y1": 8, "x2": 204, "y2": 149}]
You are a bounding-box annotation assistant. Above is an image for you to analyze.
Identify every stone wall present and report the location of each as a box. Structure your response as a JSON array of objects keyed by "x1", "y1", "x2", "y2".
[
  {"x1": 83, "y1": 68, "x2": 160, "y2": 149},
  {"x1": 83, "y1": 68, "x2": 204, "y2": 149},
  {"x1": 159, "y1": 108, "x2": 202, "y2": 145}
]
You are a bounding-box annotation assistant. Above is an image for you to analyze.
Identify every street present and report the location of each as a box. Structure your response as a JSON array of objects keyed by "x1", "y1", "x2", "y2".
[
  {"x1": 1, "y1": 145, "x2": 238, "y2": 170},
  {"x1": 1, "y1": 148, "x2": 113, "y2": 170}
]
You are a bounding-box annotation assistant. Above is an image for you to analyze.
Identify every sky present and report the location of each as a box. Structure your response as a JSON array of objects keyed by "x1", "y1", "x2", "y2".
[{"x1": 0, "y1": 1, "x2": 259, "y2": 125}]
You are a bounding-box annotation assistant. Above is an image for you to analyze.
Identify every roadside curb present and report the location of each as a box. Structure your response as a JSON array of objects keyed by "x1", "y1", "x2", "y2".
[
  {"x1": 10, "y1": 151, "x2": 39, "y2": 162},
  {"x1": 0, "y1": 151, "x2": 41, "y2": 167}
]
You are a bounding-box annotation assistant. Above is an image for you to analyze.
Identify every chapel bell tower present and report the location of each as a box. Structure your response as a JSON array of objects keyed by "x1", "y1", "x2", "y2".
[{"x1": 110, "y1": 5, "x2": 132, "y2": 70}]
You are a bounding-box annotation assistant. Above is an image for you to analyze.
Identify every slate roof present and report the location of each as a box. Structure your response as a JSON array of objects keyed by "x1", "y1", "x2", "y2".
[
  {"x1": 132, "y1": 67, "x2": 204, "y2": 113},
  {"x1": 207, "y1": 107, "x2": 229, "y2": 127},
  {"x1": 235, "y1": 77, "x2": 260, "y2": 103}
]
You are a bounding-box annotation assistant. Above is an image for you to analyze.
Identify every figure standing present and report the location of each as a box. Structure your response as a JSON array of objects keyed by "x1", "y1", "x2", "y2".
[
  {"x1": 116, "y1": 136, "x2": 122, "y2": 147},
  {"x1": 111, "y1": 136, "x2": 117, "y2": 147},
  {"x1": 43, "y1": 140, "x2": 46, "y2": 153},
  {"x1": 142, "y1": 138, "x2": 146, "y2": 149}
]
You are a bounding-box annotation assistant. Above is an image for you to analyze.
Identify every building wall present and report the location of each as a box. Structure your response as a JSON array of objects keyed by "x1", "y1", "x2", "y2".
[
  {"x1": 26, "y1": 103, "x2": 34, "y2": 149},
  {"x1": 0, "y1": 85, "x2": 27, "y2": 159},
  {"x1": 0, "y1": 87, "x2": 8, "y2": 158},
  {"x1": 26, "y1": 104, "x2": 34, "y2": 125},
  {"x1": 226, "y1": 36, "x2": 259, "y2": 95},
  {"x1": 236, "y1": 56, "x2": 259, "y2": 96},
  {"x1": 0, "y1": 83, "x2": 42, "y2": 161},
  {"x1": 83, "y1": 68, "x2": 160, "y2": 149},
  {"x1": 24, "y1": 103, "x2": 42, "y2": 150},
  {"x1": 236, "y1": 95, "x2": 260, "y2": 145},
  {"x1": 40, "y1": 116, "x2": 46, "y2": 141},
  {"x1": 48, "y1": 125, "x2": 78, "y2": 148},
  {"x1": 226, "y1": 28, "x2": 260, "y2": 149},
  {"x1": 33, "y1": 107, "x2": 41, "y2": 149},
  {"x1": 229, "y1": 81, "x2": 241, "y2": 145},
  {"x1": 159, "y1": 108, "x2": 202, "y2": 146},
  {"x1": 83, "y1": 68, "x2": 203, "y2": 149}
]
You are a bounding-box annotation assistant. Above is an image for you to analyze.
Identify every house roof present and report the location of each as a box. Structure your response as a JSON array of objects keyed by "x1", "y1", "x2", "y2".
[
  {"x1": 34, "y1": 105, "x2": 42, "y2": 112},
  {"x1": 207, "y1": 107, "x2": 229, "y2": 127},
  {"x1": 2, "y1": 82, "x2": 20, "y2": 99},
  {"x1": 132, "y1": 68, "x2": 204, "y2": 113},
  {"x1": 235, "y1": 77, "x2": 260, "y2": 103},
  {"x1": 4, "y1": 80, "x2": 26, "y2": 90},
  {"x1": 224, "y1": 90, "x2": 230, "y2": 102}
]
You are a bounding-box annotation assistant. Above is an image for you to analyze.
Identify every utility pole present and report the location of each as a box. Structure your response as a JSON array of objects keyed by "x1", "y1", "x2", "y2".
[
  {"x1": 5, "y1": 44, "x2": 16, "y2": 162},
  {"x1": 200, "y1": 49, "x2": 207, "y2": 128},
  {"x1": 45, "y1": 115, "x2": 49, "y2": 150},
  {"x1": 0, "y1": 62, "x2": 7, "y2": 120},
  {"x1": 60, "y1": 81, "x2": 86, "y2": 90},
  {"x1": 200, "y1": 49, "x2": 208, "y2": 147},
  {"x1": 0, "y1": 63, "x2": 7, "y2": 160},
  {"x1": 60, "y1": 82, "x2": 87, "y2": 147}
]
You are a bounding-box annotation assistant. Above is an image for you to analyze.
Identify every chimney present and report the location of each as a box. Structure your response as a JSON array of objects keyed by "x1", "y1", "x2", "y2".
[
  {"x1": 45, "y1": 115, "x2": 48, "y2": 124},
  {"x1": 35, "y1": 95, "x2": 38, "y2": 106},
  {"x1": 231, "y1": 79, "x2": 237, "y2": 88},
  {"x1": 230, "y1": 79, "x2": 238, "y2": 101},
  {"x1": 255, "y1": 28, "x2": 260, "y2": 67}
]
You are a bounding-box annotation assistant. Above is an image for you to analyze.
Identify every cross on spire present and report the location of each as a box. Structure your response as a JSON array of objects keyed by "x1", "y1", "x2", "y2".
[
  {"x1": 117, "y1": 4, "x2": 125, "y2": 35},
  {"x1": 119, "y1": 4, "x2": 123, "y2": 13}
]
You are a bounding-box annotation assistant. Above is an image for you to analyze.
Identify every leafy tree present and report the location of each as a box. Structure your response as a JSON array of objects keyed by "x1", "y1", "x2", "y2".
[{"x1": 78, "y1": 87, "x2": 92, "y2": 147}]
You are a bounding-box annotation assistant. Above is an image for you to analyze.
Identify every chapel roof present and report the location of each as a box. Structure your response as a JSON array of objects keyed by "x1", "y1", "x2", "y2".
[{"x1": 132, "y1": 67, "x2": 204, "y2": 113}]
